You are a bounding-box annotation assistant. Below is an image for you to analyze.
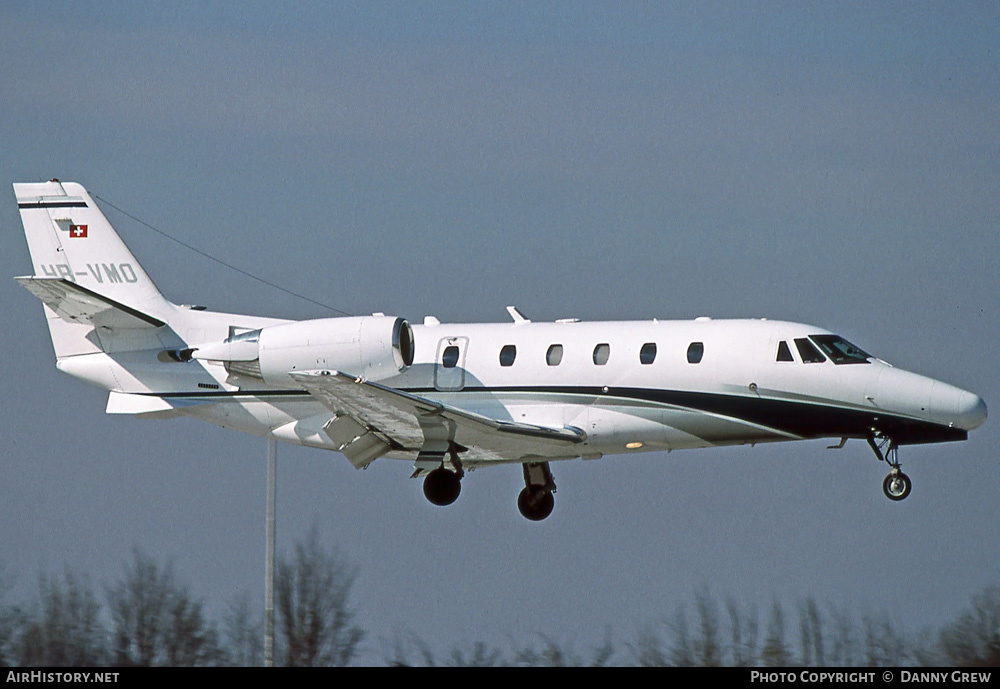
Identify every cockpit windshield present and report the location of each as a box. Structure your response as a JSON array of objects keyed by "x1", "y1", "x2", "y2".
[{"x1": 809, "y1": 335, "x2": 872, "y2": 365}]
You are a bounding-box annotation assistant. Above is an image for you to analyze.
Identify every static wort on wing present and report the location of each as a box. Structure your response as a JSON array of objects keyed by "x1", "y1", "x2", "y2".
[{"x1": 14, "y1": 180, "x2": 987, "y2": 520}]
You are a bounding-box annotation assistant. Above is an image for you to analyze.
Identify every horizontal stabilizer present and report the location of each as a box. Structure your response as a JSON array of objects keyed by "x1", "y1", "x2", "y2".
[
  {"x1": 106, "y1": 391, "x2": 218, "y2": 416},
  {"x1": 16, "y1": 277, "x2": 164, "y2": 330}
]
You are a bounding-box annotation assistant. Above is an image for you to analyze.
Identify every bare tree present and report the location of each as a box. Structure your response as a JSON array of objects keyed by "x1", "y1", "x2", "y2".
[
  {"x1": 512, "y1": 631, "x2": 615, "y2": 667},
  {"x1": 911, "y1": 626, "x2": 944, "y2": 667},
  {"x1": 385, "y1": 630, "x2": 614, "y2": 667},
  {"x1": 669, "y1": 608, "x2": 696, "y2": 666},
  {"x1": 381, "y1": 632, "x2": 438, "y2": 667},
  {"x1": 222, "y1": 593, "x2": 263, "y2": 666},
  {"x1": 106, "y1": 550, "x2": 220, "y2": 666},
  {"x1": 448, "y1": 640, "x2": 507, "y2": 667},
  {"x1": 17, "y1": 570, "x2": 105, "y2": 666},
  {"x1": 590, "y1": 628, "x2": 617, "y2": 667},
  {"x1": 761, "y1": 600, "x2": 793, "y2": 666},
  {"x1": 862, "y1": 612, "x2": 905, "y2": 667},
  {"x1": 693, "y1": 587, "x2": 722, "y2": 666},
  {"x1": 0, "y1": 562, "x2": 22, "y2": 666},
  {"x1": 728, "y1": 596, "x2": 758, "y2": 666},
  {"x1": 631, "y1": 620, "x2": 669, "y2": 666},
  {"x1": 827, "y1": 603, "x2": 858, "y2": 666},
  {"x1": 162, "y1": 589, "x2": 218, "y2": 666},
  {"x1": 936, "y1": 585, "x2": 1000, "y2": 666},
  {"x1": 275, "y1": 529, "x2": 363, "y2": 666},
  {"x1": 798, "y1": 598, "x2": 824, "y2": 667}
]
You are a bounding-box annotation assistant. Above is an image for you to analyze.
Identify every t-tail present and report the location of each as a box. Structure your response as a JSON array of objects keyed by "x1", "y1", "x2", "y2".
[
  {"x1": 14, "y1": 180, "x2": 387, "y2": 414},
  {"x1": 14, "y1": 179, "x2": 175, "y2": 360}
]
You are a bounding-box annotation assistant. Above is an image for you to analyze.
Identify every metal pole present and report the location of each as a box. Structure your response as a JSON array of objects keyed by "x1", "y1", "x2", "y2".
[{"x1": 265, "y1": 435, "x2": 276, "y2": 667}]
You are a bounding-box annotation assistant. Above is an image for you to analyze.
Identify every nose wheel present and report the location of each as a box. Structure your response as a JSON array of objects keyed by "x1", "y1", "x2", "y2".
[
  {"x1": 882, "y1": 470, "x2": 912, "y2": 501},
  {"x1": 868, "y1": 432, "x2": 912, "y2": 502}
]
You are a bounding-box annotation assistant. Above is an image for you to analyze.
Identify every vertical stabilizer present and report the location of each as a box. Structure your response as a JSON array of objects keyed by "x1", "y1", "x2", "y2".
[{"x1": 14, "y1": 180, "x2": 173, "y2": 357}]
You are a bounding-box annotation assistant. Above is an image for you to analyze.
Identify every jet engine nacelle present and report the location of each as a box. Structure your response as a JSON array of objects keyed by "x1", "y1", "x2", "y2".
[
  {"x1": 258, "y1": 315, "x2": 414, "y2": 385},
  {"x1": 192, "y1": 315, "x2": 414, "y2": 384}
]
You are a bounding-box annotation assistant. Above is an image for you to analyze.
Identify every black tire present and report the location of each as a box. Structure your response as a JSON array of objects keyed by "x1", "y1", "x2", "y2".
[
  {"x1": 517, "y1": 486, "x2": 555, "y2": 521},
  {"x1": 882, "y1": 471, "x2": 912, "y2": 501},
  {"x1": 423, "y1": 468, "x2": 461, "y2": 506}
]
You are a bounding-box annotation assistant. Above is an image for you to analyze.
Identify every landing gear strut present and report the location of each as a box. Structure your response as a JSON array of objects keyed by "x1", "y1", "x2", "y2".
[
  {"x1": 867, "y1": 432, "x2": 912, "y2": 501},
  {"x1": 518, "y1": 462, "x2": 555, "y2": 521}
]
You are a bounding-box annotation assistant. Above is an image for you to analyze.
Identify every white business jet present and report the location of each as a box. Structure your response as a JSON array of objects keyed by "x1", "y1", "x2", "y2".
[{"x1": 15, "y1": 180, "x2": 987, "y2": 520}]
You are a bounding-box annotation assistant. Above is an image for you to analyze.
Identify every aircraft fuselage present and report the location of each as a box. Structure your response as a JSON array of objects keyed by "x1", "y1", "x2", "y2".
[{"x1": 15, "y1": 180, "x2": 988, "y2": 518}]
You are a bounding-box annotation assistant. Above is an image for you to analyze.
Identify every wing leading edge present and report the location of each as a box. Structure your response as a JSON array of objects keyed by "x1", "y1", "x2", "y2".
[{"x1": 289, "y1": 370, "x2": 586, "y2": 468}]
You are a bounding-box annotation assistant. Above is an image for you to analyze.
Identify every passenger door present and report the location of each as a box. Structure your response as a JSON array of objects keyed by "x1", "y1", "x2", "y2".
[{"x1": 434, "y1": 337, "x2": 468, "y2": 391}]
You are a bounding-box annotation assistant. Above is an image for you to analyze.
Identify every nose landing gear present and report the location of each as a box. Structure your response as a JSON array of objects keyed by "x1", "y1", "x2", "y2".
[
  {"x1": 868, "y1": 432, "x2": 912, "y2": 501},
  {"x1": 882, "y1": 470, "x2": 912, "y2": 501}
]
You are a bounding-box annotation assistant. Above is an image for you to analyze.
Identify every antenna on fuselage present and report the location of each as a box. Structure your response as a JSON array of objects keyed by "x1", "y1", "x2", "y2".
[{"x1": 506, "y1": 306, "x2": 530, "y2": 323}]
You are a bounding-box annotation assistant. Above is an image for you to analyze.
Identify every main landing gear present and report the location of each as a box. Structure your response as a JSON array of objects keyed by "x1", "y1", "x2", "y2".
[
  {"x1": 518, "y1": 462, "x2": 556, "y2": 521},
  {"x1": 420, "y1": 445, "x2": 465, "y2": 506},
  {"x1": 419, "y1": 458, "x2": 557, "y2": 521},
  {"x1": 867, "y1": 432, "x2": 912, "y2": 501},
  {"x1": 423, "y1": 467, "x2": 462, "y2": 506}
]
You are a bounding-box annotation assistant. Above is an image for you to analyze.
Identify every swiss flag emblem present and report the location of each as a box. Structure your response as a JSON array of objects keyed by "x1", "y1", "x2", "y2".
[{"x1": 69, "y1": 224, "x2": 88, "y2": 238}]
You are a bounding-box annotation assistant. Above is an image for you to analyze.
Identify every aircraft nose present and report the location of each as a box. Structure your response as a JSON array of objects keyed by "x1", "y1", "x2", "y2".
[{"x1": 956, "y1": 391, "x2": 988, "y2": 431}]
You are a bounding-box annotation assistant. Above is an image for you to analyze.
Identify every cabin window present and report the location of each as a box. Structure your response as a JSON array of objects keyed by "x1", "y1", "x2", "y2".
[
  {"x1": 794, "y1": 338, "x2": 826, "y2": 364},
  {"x1": 640, "y1": 342, "x2": 657, "y2": 365},
  {"x1": 499, "y1": 344, "x2": 517, "y2": 367},
  {"x1": 809, "y1": 335, "x2": 871, "y2": 365},
  {"x1": 442, "y1": 345, "x2": 460, "y2": 368},
  {"x1": 687, "y1": 342, "x2": 704, "y2": 364},
  {"x1": 776, "y1": 341, "x2": 794, "y2": 362},
  {"x1": 593, "y1": 343, "x2": 611, "y2": 366},
  {"x1": 546, "y1": 344, "x2": 563, "y2": 366}
]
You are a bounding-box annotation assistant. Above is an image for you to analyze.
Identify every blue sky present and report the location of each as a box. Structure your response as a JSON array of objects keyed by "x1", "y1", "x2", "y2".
[{"x1": 1, "y1": 2, "x2": 998, "y2": 661}]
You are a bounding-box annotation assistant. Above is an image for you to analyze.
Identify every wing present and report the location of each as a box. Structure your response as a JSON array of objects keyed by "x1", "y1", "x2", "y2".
[
  {"x1": 15, "y1": 276, "x2": 164, "y2": 330},
  {"x1": 289, "y1": 370, "x2": 585, "y2": 468}
]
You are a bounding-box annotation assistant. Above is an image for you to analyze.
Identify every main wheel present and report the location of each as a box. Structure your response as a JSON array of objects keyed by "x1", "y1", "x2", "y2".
[
  {"x1": 517, "y1": 486, "x2": 555, "y2": 521},
  {"x1": 423, "y1": 468, "x2": 461, "y2": 506},
  {"x1": 882, "y1": 471, "x2": 912, "y2": 501}
]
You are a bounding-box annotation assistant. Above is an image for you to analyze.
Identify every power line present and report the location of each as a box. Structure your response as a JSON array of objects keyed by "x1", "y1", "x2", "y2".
[{"x1": 94, "y1": 193, "x2": 353, "y2": 317}]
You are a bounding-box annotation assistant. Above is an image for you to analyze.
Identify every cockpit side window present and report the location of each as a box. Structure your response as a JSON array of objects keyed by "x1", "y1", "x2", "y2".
[
  {"x1": 794, "y1": 338, "x2": 826, "y2": 364},
  {"x1": 776, "y1": 340, "x2": 794, "y2": 362},
  {"x1": 809, "y1": 335, "x2": 872, "y2": 365}
]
